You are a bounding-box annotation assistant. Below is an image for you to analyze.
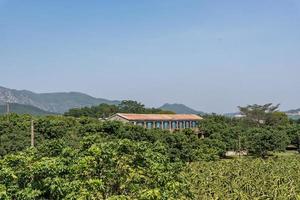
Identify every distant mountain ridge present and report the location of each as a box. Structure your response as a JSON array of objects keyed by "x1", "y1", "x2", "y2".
[
  {"x1": 286, "y1": 108, "x2": 300, "y2": 114},
  {"x1": 285, "y1": 108, "x2": 300, "y2": 120},
  {"x1": 0, "y1": 86, "x2": 205, "y2": 115},
  {"x1": 0, "y1": 86, "x2": 120, "y2": 113},
  {"x1": 0, "y1": 103, "x2": 56, "y2": 115},
  {"x1": 159, "y1": 103, "x2": 204, "y2": 115}
]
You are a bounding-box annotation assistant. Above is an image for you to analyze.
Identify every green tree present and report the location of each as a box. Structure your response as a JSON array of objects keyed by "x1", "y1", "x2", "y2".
[
  {"x1": 238, "y1": 103, "x2": 280, "y2": 126},
  {"x1": 64, "y1": 104, "x2": 118, "y2": 118},
  {"x1": 246, "y1": 128, "x2": 290, "y2": 157},
  {"x1": 118, "y1": 100, "x2": 146, "y2": 113},
  {"x1": 64, "y1": 100, "x2": 175, "y2": 118}
]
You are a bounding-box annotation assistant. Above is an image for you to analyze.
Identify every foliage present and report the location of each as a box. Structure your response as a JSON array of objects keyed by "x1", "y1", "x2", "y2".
[
  {"x1": 1, "y1": 103, "x2": 300, "y2": 199},
  {"x1": 0, "y1": 114, "x2": 33, "y2": 156},
  {"x1": 200, "y1": 103, "x2": 299, "y2": 158},
  {"x1": 238, "y1": 103, "x2": 289, "y2": 126},
  {"x1": 184, "y1": 154, "x2": 300, "y2": 199},
  {"x1": 0, "y1": 138, "x2": 192, "y2": 199},
  {"x1": 245, "y1": 128, "x2": 290, "y2": 157},
  {"x1": 64, "y1": 104, "x2": 119, "y2": 119},
  {"x1": 64, "y1": 100, "x2": 175, "y2": 118}
]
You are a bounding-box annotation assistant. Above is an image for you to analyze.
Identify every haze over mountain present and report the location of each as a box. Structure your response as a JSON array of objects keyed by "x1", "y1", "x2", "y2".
[
  {"x1": 0, "y1": 86, "x2": 205, "y2": 114},
  {"x1": 159, "y1": 103, "x2": 204, "y2": 115},
  {"x1": 0, "y1": 103, "x2": 56, "y2": 116},
  {"x1": 2, "y1": 86, "x2": 298, "y2": 116},
  {"x1": 0, "y1": 86, "x2": 119, "y2": 113},
  {"x1": 286, "y1": 108, "x2": 300, "y2": 114}
]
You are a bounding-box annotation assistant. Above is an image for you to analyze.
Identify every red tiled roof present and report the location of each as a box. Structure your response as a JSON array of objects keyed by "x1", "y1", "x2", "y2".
[{"x1": 116, "y1": 113, "x2": 203, "y2": 121}]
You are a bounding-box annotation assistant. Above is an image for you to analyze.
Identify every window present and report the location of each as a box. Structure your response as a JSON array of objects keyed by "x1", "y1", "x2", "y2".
[
  {"x1": 186, "y1": 121, "x2": 190, "y2": 128},
  {"x1": 179, "y1": 121, "x2": 183, "y2": 128},
  {"x1": 147, "y1": 122, "x2": 153, "y2": 129},
  {"x1": 156, "y1": 122, "x2": 161, "y2": 128},
  {"x1": 163, "y1": 122, "x2": 169, "y2": 129},
  {"x1": 172, "y1": 121, "x2": 177, "y2": 129},
  {"x1": 192, "y1": 121, "x2": 196, "y2": 128}
]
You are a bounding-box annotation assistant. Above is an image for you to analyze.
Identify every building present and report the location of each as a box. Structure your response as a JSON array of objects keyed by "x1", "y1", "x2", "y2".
[{"x1": 107, "y1": 113, "x2": 203, "y2": 131}]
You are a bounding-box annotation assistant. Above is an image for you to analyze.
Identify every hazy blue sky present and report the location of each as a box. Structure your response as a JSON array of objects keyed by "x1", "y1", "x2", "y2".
[{"x1": 1, "y1": 0, "x2": 300, "y2": 113}]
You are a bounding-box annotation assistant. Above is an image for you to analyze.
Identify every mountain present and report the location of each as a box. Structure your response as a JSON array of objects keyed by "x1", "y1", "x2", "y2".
[
  {"x1": 286, "y1": 108, "x2": 300, "y2": 114},
  {"x1": 285, "y1": 108, "x2": 300, "y2": 120},
  {"x1": 0, "y1": 103, "x2": 56, "y2": 115},
  {"x1": 0, "y1": 86, "x2": 120, "y2": 113},
  {"x1": 0, "y1": 86, "x2": 206, "y2": 115},
  {"x1": 159, "y1": 103, "x2": 204, "y2": 115}
]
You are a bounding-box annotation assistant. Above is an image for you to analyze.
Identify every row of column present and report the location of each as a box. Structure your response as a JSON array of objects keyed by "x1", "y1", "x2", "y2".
[{"x1": 134, "y1": 121, "x2": 197, "y2": 130}]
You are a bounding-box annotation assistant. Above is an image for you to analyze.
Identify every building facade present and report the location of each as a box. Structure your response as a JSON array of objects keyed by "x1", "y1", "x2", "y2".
[{"x1": 107, "y1": 113, "x2": 203, "y2": 131}]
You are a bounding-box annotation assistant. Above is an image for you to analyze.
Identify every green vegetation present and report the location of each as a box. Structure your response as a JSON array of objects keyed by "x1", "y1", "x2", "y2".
[
  {"x1": 1, "y1": 103, "x2": 300, "y2": 199},
  {"x1": 184, "y1": 154, "x2": 300, "y2": 199},
  {"x1": 64, "y1": 100, "x2": 175, "y2": 118},
  {"x1": 200, "y1": 104, "x2": 300, "y2": 157},
  {"x1": 0, "y1": 114, "x2": 219, "y2": 199}
]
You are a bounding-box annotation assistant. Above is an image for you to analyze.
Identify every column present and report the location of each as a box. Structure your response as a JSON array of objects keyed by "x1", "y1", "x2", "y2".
[
  {"x1": 144, "y1": 121, "x2": 146, "y2": 129},
  {"x1": 169, "y1": 121, "x2": 172, "y2": 131}
]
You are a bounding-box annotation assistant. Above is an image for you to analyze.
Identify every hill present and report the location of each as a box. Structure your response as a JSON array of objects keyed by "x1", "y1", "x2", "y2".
[
  {"x1": 159, "y1": 103, "x2": 204, "y2": 115},
  {"x1": 285, "y1": 108, "x2": 300, "y2": 120},
  {"x1": 0, "y1": 103, "x2": 56, "y2": 115},
  {"x1": 0, "y1": 86, "x2": 120, "y2": 113},
  {"x1": 0, "y1": 86, "x2": 206, "y2": 115},
  {"x1": 286, "y1": 108, "x2": 300, "y2": 114}
]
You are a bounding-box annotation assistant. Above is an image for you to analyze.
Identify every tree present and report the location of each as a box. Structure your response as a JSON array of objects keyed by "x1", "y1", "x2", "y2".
[
  {"x1": 118, "y1": 100, "x2": 146, "y2": 113},
  {"x1": 238, "y1": 103, "x2": 282, "y2": 126},
  {"x1": 246, "y1": 128, "x2": 290, "y2": 158},
  {"x1": 0, "y1": 138, "x2": 193, "y2": 199},
  {"x1": 64, "y1": 100, "x2": 175, "y2": 118},
  {"x1": 64, "y1": 104, "x2": 118, "y2": 119},
  {"x1": 266, "y1": 111, "x2": 289, "y2": 126}
]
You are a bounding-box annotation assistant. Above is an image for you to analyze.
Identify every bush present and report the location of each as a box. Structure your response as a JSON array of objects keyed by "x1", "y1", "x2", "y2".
[
  {"x1": 0, "y1": 139, "x2": 192, "y2": 199},
  {"x1": 246, "y1": 128, "x2": 290, "y2": 157}
]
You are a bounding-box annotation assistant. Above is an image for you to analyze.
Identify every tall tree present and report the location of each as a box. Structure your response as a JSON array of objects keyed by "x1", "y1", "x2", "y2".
[
  {"x1": 238, "y1": 103, "x2": 281, "y2": 126},
  {"x1": 118, "y1": 100, "x2": 146, "y2": 113}
]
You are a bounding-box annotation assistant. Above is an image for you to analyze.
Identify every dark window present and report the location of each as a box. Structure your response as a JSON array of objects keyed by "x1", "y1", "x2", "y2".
[
  {"x1": 178, "y1": 121, "x2": 182, "y2": 128},
  {"x1": 192, "y1": 121, "x2": 196, "y2": 128},
  {"x1": 147, "y1": 122, "x2": 153, "y2": 129},
  {"x1": 186, "y1": 121, "x2": 190, "y2": 128},
  {"x1": 163, "y1": 122, "x2": 169, "y2": 129},
  {"x1": 172, "y1": 121, "x2": 177, "y2": 129},
  {"x1": 156, "y1": 122, "x2": 161, "y2": 128}
]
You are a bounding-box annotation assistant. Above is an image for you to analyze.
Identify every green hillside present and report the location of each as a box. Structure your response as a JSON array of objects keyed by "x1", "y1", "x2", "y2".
[{"x1": 0, "y1": 103, "x2": 57, "y2": 116}]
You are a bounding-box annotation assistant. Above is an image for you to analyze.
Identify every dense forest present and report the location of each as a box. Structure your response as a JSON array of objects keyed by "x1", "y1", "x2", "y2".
[{"x1": 1, "y1": 103, "x2": 300, "y2": 199}]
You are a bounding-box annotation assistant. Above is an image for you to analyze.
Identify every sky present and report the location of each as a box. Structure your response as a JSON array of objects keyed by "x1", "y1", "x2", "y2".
[{"x1": 0, "y1": 0, "x2": 300, "y2": 113}]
